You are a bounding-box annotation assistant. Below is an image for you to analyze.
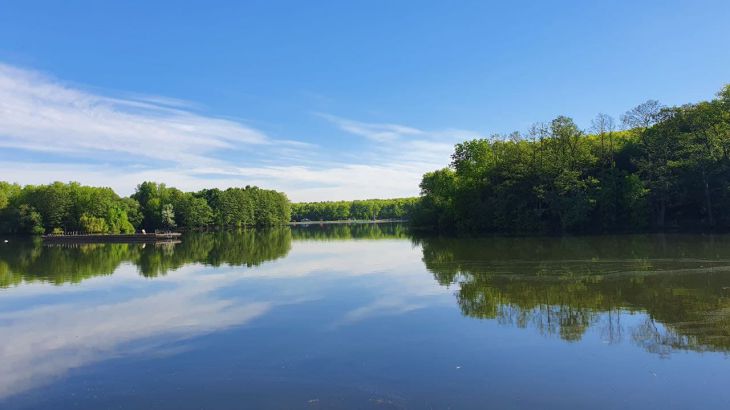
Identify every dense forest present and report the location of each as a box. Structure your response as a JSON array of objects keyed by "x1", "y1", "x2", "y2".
[
  {"x1": 0, "y1": 179, "x2": 415, "y2": 235},
  {"x1": 291, "y1": 198, "x2": 418, "y2": 222},
  {"x1": 0, "y1": 181, "x2": 290, "y2": 234},
  {"x1": 413, "y1": 85, "x2": 730, "y2": 233}
]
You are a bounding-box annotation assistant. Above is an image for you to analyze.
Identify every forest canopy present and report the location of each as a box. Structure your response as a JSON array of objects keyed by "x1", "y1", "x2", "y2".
[
  {"x1": 412, "y1": 84, "x2": 730, "y2": 233},
  {"x1": 0, "y1": 181, "x2": 291, "y2": 234}
]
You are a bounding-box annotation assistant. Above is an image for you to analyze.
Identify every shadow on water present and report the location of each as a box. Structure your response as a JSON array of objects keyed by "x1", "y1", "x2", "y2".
[{"x1": 413, "y1": 234, "x2": 730, "y2": 355}]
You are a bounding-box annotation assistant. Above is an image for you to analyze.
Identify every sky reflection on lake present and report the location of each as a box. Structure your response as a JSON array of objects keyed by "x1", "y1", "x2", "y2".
[{"x1": 1, "y1": 226, "x2": 730, "y2": 409}]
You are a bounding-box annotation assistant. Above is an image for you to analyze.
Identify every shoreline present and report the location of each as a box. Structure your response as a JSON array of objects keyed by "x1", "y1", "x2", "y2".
[
  {"x1": 41, "y1": 233, "x2": 182, "y2": 244},
  {"x1": 289, "y1": 219, "x2": 407, "y2": 225}
]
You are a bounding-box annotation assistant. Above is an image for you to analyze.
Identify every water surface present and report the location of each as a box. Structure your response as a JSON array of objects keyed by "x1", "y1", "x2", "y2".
[{"x1": 1, "y1": 225, "x2": 730, "y2": 409}]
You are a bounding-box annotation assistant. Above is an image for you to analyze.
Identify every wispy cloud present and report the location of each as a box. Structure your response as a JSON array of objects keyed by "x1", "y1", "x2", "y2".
[
  {"x1": 318, "y1": 112, "x2": 481, "y2": 168},
  {"x1": 0, "y1": 63, "x2": 477, "y2": 201},
  {"x1": 0, "y1": 161, "x2": 427, "y2": 201},
  {"x1": 316, "y1": 113, "x2": 425, "y2": 142},
  {"x1": 0, "y1": 63, "x2": 268, "y2": 165}
]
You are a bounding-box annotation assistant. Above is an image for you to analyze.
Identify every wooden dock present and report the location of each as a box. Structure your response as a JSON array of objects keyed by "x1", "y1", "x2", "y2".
[{"x1": 42, "y1": 232, "x2": 182, "y2": 244}]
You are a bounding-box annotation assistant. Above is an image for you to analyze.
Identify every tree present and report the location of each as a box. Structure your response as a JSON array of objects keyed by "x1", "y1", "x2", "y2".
[
  {"x1": 412, "y1": 84, "x2": 730, "y2": 233},
  {"x1": 621, "y1": 100, "x2": 663, "y2": 130},
  {"x1": 591, "y1": 113, "x2": 616, "y2": 166},
  {"x1": 161, "y1": 204, "x2": 176, "y2": 229},
  {"x1": 17, "y1": 205, "x2": 44, "y2": 235},
  {"x1": 80, "y1": 213, "x2": 109, "y2": 233},
  {"x1": 1, "y1": 181, "x2": 293, "y2": 234},
  {"x1": 176, "y1": 194, "x2": 213, "y2": 227},
  {"x1": 121, "y1": 197, "x2": 143, "y2": 229}
]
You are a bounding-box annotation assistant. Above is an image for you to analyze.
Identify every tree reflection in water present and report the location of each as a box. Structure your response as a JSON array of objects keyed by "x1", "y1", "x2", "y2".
[
  {"x1": 0, "y1": 223, "x2": 408, "y2": 286},
  {"x1": 0, "y1": 229, "x2": 294, "y2": 286},
  {"x1": 3, "y1": 228, "x2": 730, "y2": 355},
  {"x1": 414, "y1": 234, "x2": 730, "y2": 355}
]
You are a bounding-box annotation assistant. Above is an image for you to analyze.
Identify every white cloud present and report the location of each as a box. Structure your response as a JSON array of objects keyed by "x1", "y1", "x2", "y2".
[
  {"x1": 0, "y1": 161, "x2": 425, "y2": 200},
  {"x1": 0, "y1": 63, "x2": 268, "y2": 165},
  {"x1": 0, "y1": 63, "x2": 478, "y2": 201},
  {"x1": 317, "y1": 112, "x2": 480, "y2": 168},
  {"x1": 316, "y1": 113, "x2": 425, "y2": 142}
]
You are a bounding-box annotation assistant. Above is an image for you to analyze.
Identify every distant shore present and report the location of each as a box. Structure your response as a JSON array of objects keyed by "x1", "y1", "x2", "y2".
[{"x1": 289, "y1": 219, "x2": 406, "y2": 225}]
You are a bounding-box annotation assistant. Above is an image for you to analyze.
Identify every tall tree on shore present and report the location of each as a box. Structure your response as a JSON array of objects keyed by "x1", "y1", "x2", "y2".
[{"x1": 413, "y1": 84, "x2": 730, "y2": 233}]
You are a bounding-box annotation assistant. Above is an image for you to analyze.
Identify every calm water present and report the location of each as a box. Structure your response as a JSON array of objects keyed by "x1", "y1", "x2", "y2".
[{"x1": 1, "y1": 224, "x2": 730, "y2": 409}]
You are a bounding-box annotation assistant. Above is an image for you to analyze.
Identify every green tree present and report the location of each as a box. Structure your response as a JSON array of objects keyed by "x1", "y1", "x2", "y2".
[
  {"x1": 412, "y1": 84, "x2": 730, "y2": 233},
  {"x1": 80, "y1": 213, "x2": 109, "y2": 233},
  {"x1": 17, "y1": 205, "x2": 45, "y2": 235},
  {"x1": 161, "y1": 204, "x2": 176, "y2": 229}
]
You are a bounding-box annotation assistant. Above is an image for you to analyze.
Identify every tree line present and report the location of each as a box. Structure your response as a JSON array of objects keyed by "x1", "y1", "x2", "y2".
[
  {"x1": 413, "y1": 85, "x2": 730, "y2": 233},
  {"x1": 291, "y1": 198, "x2": 418, "y2": 222},
  {"x1": 0, "y1": 181, "x2": 291, "y2": 234}
]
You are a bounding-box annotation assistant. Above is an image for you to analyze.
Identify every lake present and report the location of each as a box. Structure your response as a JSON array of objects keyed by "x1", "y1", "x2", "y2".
[{"x1": 1, "y1": 224, "x2": 730, "y2": 409}]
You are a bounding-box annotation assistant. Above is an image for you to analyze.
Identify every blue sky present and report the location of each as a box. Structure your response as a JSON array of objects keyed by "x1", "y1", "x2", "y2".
[{"x1": 0, "y1": 0, "x2": 729, "y2": 201}]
